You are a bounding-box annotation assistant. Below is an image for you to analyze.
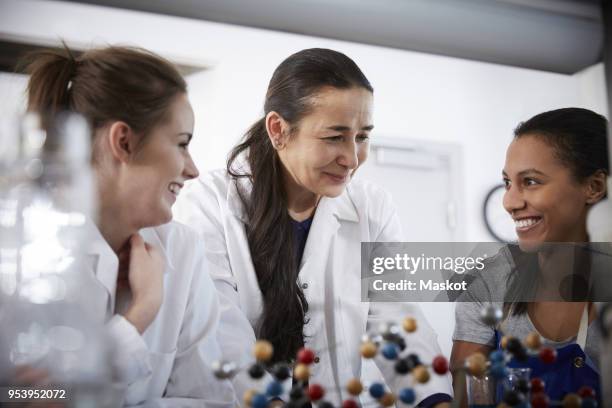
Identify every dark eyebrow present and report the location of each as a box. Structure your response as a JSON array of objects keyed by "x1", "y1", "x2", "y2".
[
  {"x1": 325, "y1": 125, "x2": 374, "y2": 132},
  {"x1": 178, "y1": 132, "x2": 193, "y2": 142},
  {"x1": 502, "y1": 168, "x2": 547, "y2": 178},
  {"x1": 518, "y1": 168, "x2": 547, "y2": 177}
]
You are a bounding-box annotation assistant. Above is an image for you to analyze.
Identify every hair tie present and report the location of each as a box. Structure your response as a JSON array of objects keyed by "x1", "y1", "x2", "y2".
[{"x1": 62, "y1": 42, "x2": 79, "y2": 92}]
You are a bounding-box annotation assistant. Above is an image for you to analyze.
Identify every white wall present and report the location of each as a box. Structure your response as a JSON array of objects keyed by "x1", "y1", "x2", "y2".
[
  {"x1": 576, "y1": 62, "x2": 609, "y2": 115},
  {"x1": 2, "y1": 0, "x2": 605, "y2": 241},
  {"x1": 0, "y1": 72, "x2": 28, "y2": 116},
  {"x1": 1, "y1": 0, "x2": 608, "y2": 357}
]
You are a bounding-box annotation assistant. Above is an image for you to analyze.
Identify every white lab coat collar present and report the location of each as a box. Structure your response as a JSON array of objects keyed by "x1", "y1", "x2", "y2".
[
  {"x1": 324, "y1": 183, "x2": 360, "y2": 223},
  {"x1": 83, "y1": 219, "x2": 174, "y2": 310},
  {"x1": 140, "y1": 227, "x2": 175, "y2": 271},
  {"x1": 84, "y1": 219, "x2": 119, "y2": 310}
]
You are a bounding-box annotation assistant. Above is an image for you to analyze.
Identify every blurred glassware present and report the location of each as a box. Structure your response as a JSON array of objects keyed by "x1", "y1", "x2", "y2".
[
  {"x1": 466, "y1": 367, "x2": 531, "y2": 408},
  {"x1": 466, "y1": 373, "x2": 496, "y2": 408},
  {"x1": 0, "y1": 112, "x2": 121, "y2": 407}
]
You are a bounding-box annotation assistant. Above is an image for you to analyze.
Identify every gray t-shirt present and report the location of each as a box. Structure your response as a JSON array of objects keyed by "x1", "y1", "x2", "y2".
[
  {"x1": 452, "y1": 245, "x2": 608, "y2": 370},
  {"x1": 454, "y1": 300, "x2": 602, "y2": 369}
]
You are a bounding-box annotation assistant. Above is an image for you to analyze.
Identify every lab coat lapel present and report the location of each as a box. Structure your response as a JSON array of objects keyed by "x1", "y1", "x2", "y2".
[
  {"x1": 300, "y1": 190, "x2": 360, "y2": 270},
  {"x1": 140, "y1": 227, "x2": 174, "y2": 273},
  {"x1": 83, "y1": 223, "x2": 175, "y2": 324},
  {"x1": 84, "y1": 220, "x2": 118, "y2": 321},
  {"x1": 300, "y1": 197, "x2": 338, "y2": 272},
  {"x1": 299, "y1": 191, "x2": 360, "y2": 397},
  {"x1": 225, "y1": 175, "x2": 265, "y2": 324}
]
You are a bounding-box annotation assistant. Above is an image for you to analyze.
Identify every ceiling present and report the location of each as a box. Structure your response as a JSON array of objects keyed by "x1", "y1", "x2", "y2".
[{"x1": 42, "y1": 0, "x2": 608, "y2": 74}]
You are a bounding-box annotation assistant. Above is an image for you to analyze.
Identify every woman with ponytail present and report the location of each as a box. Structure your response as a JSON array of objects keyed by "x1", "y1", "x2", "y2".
[
  {"x1": 175, "y1": 48, "x2": 452, "y2": 406},
  {"x1": 22, "y1": 45, "x2": 236, "y2": 406}
]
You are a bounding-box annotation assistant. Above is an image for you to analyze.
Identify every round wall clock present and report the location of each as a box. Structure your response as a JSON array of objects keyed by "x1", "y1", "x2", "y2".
[{"x1": 483, "y1": 184, "x2": 517, "y2": 243}]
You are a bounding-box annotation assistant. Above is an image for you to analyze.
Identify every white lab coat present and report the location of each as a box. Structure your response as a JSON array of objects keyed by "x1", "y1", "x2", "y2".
[
  {"x1": 83, "y1": 220, "x2": 237, "y2": 407},
  {"x1": 174, "y1": 168, "x2": 453, "y2": 406}
]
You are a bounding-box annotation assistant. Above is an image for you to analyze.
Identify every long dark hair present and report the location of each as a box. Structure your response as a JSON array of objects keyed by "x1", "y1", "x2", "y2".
[
  {"x1": 227, "y1": 48, "x2": 373, "y2": 363},
  {"x1": 504, "y1": 107, "x2": 609, "y2": 316},
  {"x1": 22, "y1": 44, "x2": 186, "y2": 160}
]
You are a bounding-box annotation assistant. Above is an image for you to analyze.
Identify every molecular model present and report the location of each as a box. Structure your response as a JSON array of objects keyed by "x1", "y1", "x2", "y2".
[
  {"x1": 459, "y1": 304, "x2": 599, "y2": 408},
  {"x1": 212, "y1": 316, "x2": 449, "y2": 407}
]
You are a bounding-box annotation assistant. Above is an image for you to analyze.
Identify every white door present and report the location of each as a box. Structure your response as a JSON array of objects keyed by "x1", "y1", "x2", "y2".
[{"x1": 355, "y1": 138, "x2": 463, "y2": 357}]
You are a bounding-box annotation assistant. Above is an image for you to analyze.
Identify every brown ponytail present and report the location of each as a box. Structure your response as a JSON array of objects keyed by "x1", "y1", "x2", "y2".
[
  {"x1": 21, "y1": 44, "x2": 187, "y2": 155},
  {"x1": 228, "y1": 48, "x2": 373, "y2": 364},
  {"x1": 22, "y1": 46, "x2": 76, "y2": 118}
]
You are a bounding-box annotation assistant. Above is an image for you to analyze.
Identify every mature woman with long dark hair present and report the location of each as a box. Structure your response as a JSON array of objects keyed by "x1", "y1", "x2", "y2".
[
  {"x1": 451, "y1": 108, "x2": 609, "y2": 404},
  {"x1": 176, "y1": 48, "x2": 453, "y2": 406},
  {"x1": 19, "y1": 45, "x2": 236, "y2": 406}
]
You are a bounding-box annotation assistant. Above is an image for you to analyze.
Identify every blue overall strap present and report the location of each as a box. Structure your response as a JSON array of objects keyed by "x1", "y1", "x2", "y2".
[{"x1": 495, "y1": 305, "x2": 601, "y2": 402}]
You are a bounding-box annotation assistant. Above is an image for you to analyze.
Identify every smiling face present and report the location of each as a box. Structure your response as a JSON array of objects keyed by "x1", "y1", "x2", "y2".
[
  {"x1": 276, "y1": 86, "x2": 373, "y2": 199},
  {"x1": 123, "y1": 93, "x2": 199, "y2": 227},
  {"x1": 502, "y1": 134, "x2": 591, "y2": 250}
]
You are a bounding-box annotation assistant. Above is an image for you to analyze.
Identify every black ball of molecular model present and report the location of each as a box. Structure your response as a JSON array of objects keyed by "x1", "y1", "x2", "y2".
[
  {"x1": 212, "y1": 315, "x2": 450, "y2": 407},
  {"x1": 459, "y1": 304, "x2": 598, "y2": 408}
]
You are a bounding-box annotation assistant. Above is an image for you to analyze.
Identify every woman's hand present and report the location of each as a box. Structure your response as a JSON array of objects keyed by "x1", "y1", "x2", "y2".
[{"x1": 122, "y1": 233, "x2": 164, "y2": 334}]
